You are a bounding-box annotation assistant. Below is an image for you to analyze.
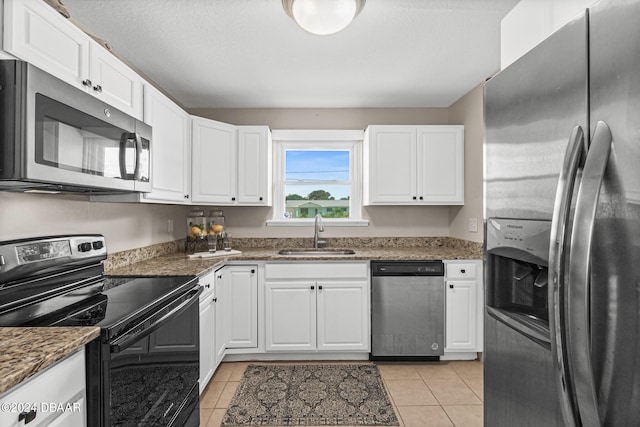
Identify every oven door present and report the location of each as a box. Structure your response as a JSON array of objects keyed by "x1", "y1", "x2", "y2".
[{"x1": 89, "y1": 285, "x2": 201, "y2": 427}]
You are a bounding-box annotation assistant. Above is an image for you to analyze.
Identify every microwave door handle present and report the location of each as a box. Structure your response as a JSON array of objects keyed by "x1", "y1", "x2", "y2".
[
  {"x1": 110, "y1": 287, "x2": 202, "y2": 353},
  {"x1": 119, "y1": 133, "x2": 131, "y2": 179},
  {"x1": 566, "y1": 121, "x2": 612, "y2": 427},
  {"x1": 549, "y1": 125, "x2": 585, "y2": 427},
  {"x1": 118, "y1": 133, "x2": 137, "y2": 180},
  {"x1": 133, "y1": 132, "x2": 142, "y2": 180}
]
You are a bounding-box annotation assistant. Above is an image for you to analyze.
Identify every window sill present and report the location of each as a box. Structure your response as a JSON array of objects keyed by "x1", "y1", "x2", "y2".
[{"x1": 266, "y1": 219, "x2": 369, "y2": 227}]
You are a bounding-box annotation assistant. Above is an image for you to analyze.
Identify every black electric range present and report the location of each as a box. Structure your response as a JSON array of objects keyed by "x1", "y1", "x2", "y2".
[{"x1": 0, "y1": 235, "x2": 201, "y2": 427}]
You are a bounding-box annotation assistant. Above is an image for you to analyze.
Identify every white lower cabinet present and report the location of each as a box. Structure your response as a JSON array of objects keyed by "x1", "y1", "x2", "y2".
[
  {"x1": 264, "y1": 262, "x2": 369, "y2": 353},
  {"x1": 0, "y1": 349, "x2": 86, "y2": 427},
  {"x1": 219, "y1": 265, "x2": 258, "y2": 349},
  {"x1": 199, "y1": 271, "x2": 216, "y2": 393},
  {"x1": 444, "y1": 260, "x2": 483, "y2": 353}
]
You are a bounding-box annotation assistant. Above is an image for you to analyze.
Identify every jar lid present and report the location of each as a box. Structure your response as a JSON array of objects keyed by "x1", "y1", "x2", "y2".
[
  {"x1": 188, "y1": 209, "x2": 205, "y2": 217},
  {"x1": 209, "y1": 209, "x2": 224, "y2": 217}
]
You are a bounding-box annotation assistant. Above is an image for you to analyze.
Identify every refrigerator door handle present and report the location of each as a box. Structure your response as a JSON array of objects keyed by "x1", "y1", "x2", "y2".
[
  {"x1": 567, "y1": 121, "x2": 612, "y2": 427},
  {"x1": 549, "y1": 125, "x2": 585, "y2": 427}
]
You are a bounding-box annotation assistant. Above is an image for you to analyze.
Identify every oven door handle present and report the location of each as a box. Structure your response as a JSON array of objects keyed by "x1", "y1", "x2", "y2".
[{"x1": 110, "y1": 286, "x2": 202, "y2": 353}]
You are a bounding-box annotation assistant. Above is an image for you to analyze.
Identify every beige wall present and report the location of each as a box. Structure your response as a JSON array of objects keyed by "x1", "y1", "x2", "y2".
[
  {"x1": 0, "y1": 192, "x2": 185, "y2": 253},
  {"x1": 448, "y1": 83, "x2": 485, "y2": 243},
  {"x1": 1, "y1": 99, "x2": 485, "y2": 250}
]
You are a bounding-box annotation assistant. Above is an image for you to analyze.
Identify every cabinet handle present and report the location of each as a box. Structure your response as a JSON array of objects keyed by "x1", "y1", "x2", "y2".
[
  {"x1": 310, "y1": 285, "x2": 315, "y2": 290},
  {"x1": 461, "y1": 269, "x2": 466, "y2": 274},
  {"x1": 213, "y1": 297, "x2": 217, "y2": 303},
  {"x1": 18, "y1": 410, "x2": 37, "y2": 424},
  {"x1": 259, "y1": 196, "x2": 263, "y2": 201},
  {"x1": 93, "y1": 84, "x2": 103, "y2": 93},
  {"x1": 205, "y1": 284, "x2": 210, "y2": 288},
  {"x1": 318, "y1": 285, "x2": 323, "y2": 290},
  {"x1": 419, "y1": 196, "x2": 424, "y2": 200},
  {"x1": 184, "y1": 194, "x2": 189, "y2": 199},
  {"x1": 82, "y1": 79, "x2": 92, "y2": 87},
  {"x1": 449, "y1": 284, "x2": 454, "y2": 289},
  {"x1": 412, "y1": 196, "x2": 417, "y2": 200},
  {"x1": 231, "y1": 197, "x2": 236, "y2": 201},
  {"x1": 251, "y1": 269, "x2": 255, "y2": 274}
]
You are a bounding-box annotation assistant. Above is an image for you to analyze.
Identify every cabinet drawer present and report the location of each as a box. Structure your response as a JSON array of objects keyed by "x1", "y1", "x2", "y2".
[
  {"x1": 446, "y1": 262, "x2": 476, "y2": 279},
  {"x1": 265, "y1": 262, "x2": 368, "y2": 280},
  {"x1": 0, "y1": 350, "x2": 85, "y2": 427}
]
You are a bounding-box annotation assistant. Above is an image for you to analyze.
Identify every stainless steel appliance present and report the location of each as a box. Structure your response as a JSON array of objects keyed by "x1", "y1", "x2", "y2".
[
  {"x1": 370, "y1": 260, "x2": 445, "y2": 359},
  {"x1": 0, "y1": 235, "x2": 201, "y2": 427},
  {"x1": 0, "y1": 60, "x2": 151, "y2": 193},
  {"x1": 484, "y1": 0, "x2": 640, "y2": 425}
]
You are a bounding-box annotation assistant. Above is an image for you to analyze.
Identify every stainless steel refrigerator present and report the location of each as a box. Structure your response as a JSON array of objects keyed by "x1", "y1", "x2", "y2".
[{"x1": 483, "y1": 0, "x2": 640, "y2": 425}]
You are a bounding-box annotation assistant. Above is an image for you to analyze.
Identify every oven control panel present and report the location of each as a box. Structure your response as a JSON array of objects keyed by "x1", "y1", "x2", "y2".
[{"x1": 0, "y1": 235, "x2": 107, "y2": 278}]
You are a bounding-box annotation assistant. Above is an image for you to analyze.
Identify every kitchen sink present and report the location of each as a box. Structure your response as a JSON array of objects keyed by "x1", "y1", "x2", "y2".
[{"x1": 277, "y1": 248, "x2": 356, "y2": 256}]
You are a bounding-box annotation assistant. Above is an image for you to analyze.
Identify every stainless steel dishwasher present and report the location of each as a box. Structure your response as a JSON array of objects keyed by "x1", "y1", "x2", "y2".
[{"x1": 370, "y1": 260, "x2": 445, "y2": 360}]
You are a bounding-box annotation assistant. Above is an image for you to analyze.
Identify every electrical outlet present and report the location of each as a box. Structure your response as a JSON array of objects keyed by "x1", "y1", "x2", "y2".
[
  {"x1": 168, "y1": 219, "x2": 174, "y2": 234},
  {"x1": 468, "y1": 217, "x2": 478, "y2": 233}
]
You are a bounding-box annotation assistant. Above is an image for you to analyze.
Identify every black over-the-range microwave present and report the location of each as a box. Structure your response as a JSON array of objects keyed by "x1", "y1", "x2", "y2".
[{"x1": 0, "y1": 60, "x2": 151, "y2": 193}]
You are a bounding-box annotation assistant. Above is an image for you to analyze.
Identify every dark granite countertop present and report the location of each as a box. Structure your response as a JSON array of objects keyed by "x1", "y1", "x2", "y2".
[
  {"x1": 105, "y1": 244, "x2": 483, "y2": 277},
  {"x1": 0, "y1": 327, "x2": 100, "y2": 395}
]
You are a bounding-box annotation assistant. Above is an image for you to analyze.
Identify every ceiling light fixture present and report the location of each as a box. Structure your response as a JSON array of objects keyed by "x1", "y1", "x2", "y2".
[{"x1": 282, "y1": 0, "x2": 366, "y2": 35}]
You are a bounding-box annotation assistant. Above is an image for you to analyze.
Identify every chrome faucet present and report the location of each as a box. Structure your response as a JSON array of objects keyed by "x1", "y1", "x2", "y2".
[{"x1": 313, "y1": 213, "x2": 325, "y2": 248}]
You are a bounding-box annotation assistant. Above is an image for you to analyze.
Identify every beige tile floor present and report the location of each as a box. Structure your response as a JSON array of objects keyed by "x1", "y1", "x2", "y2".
[{"x1": 199, "y1": 359, "x2": 483, "y2": 427}]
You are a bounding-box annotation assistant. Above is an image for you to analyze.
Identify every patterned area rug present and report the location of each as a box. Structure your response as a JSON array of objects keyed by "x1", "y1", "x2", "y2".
[{"x1": 222, "y1": 364, "x2": 399, "y2": 426}]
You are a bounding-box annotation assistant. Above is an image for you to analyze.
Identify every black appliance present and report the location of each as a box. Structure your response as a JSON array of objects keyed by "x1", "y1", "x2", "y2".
[
  {"x1": 0, "y1": 60, "x2": 151, "y2": 193},
  {"x1": 0, "y1": 235, "x2": 201, "y2": 427}
]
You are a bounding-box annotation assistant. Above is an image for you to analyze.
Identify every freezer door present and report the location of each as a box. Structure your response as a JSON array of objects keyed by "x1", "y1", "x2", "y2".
[
  {"x1": 582, "y1": 0, "x2": 640, "y2": 425},
  {"x1": 483, "y1": 15, "x2": 588, "y2": 220},
  {"x1": 484, "y1": 9, "x2": 590, "y2": 427}
]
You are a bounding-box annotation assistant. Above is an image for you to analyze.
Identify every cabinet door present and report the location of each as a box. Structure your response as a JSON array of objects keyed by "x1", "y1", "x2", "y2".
[
  {"x1": 237, "y1": 126, "x2": 272, "y2": 205},
  {"x1": 445, "y1": 280, "x2": 478, "y2": 351},
  {"x1": 191, "y1": 117, "x2": 237, "y2": 204},
  {"x1": 365, "y1": 126, "x2": 417, "y2": 204},
  {"x1": 316, "y1": 281, "x2": 369, "y2": 351},
  {"x1": 143, "y1": 85, "x2": 190, "y2": 203},
  {"x1": 214, "y1": 270, "x2": 226, "y2": 368},
  {"x1": 417, "y1": 126, "x2": 464, "y2": 204},
  {"x1": 224, "y1": 266, "x2": 258, "y2": 349},
  {"x1": 3, "y1": 0, "x2": 90, "y2": 87},
  {"x1": 199, "y1": 297, "x2": 215, "y2": 394},
  {"x1": 89, "y1": 44, "x2": 143, "y2": 119},
  {"x1": 265, "y1": 281, "x2": 316, "y2": 351}
]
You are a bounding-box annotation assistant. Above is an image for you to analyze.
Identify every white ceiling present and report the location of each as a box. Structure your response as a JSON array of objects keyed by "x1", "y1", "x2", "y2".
[{"x1": 62, "y1": 0, "x2": 519, "y2": 109}]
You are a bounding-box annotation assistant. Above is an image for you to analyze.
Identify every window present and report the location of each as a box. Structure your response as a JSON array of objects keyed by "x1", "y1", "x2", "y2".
[{"x1": 269, "y1": 130, "x2": 366, "y2": 225}]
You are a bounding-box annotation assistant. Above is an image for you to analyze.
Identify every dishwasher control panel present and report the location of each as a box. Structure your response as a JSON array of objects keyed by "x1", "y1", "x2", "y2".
[{"x1": 371, "y1": 261, "x2": 444, "y2": 276}]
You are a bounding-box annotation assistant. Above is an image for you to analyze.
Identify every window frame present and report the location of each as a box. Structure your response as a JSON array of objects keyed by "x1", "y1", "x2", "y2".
[{"x1": 267, "y1": 130, "x2": 368, "y2": 226}]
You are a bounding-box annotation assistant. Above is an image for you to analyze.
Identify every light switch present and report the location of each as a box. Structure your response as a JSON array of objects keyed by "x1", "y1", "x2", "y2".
[{"x1": 468, "y1": 218, "x2": 478, "y2": 233}]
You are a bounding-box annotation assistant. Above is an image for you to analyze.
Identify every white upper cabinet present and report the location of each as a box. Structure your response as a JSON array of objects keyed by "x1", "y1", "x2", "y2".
[
  {"x1": 191, "y1": 119, "x2": 272, "y2": 206},
  {"x1": 364, "y1": 126, "x2": 418, "y2": 204},
  {"x1": 191, "y1": 117, "x2": 238, "y2": 204},
  {"x1": 3, "y1": 0, "x2": 89, "y2": 87},
  {"x1": 88, "y1": 43, "x2": 143, "y2": 118},
  {"x1": 142, "y1": 84, "x2": 190, "y2": 203},
  {"x1": 364, "y1": 125, "x2": 464, "y2": 205},
  {"x1": 417, "y1": 126, "x2": 464, "y2": 204},
  {"x1": 238, "y1": 126, "x2": 272, "y2": 205},
  {"x1": 3, "y1": 0, "x2": 143, "y2": 119}
]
